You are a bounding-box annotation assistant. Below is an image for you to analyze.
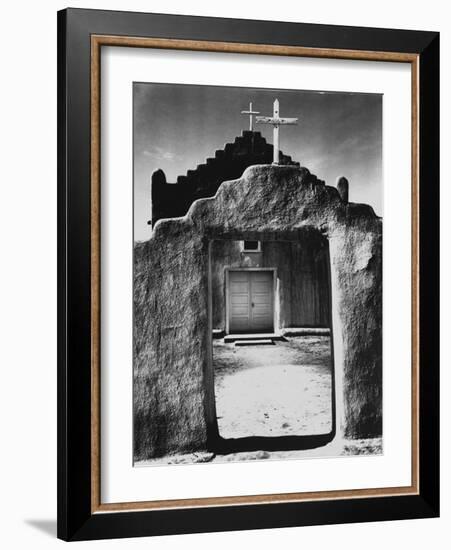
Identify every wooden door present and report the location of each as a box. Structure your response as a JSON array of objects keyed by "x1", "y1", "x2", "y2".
[{"x1": 228, "y1": 271, "x2": 273, "y2": 333}]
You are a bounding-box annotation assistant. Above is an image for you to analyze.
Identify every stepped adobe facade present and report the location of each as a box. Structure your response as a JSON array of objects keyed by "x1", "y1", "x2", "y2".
[{"x1": 149, "y1": 130, "x2": 299, "y2": 226}]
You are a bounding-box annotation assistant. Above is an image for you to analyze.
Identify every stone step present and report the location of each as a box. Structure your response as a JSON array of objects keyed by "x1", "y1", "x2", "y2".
[
  {"x1": 224, "y1": 333, "x2": 283, "y2": 343},
  {"x1": 234, "y1": 339, "x2": 274, "y2": 346},
  {"x1": 280, "y1": 327, "x2": 331, "y2": 337}
]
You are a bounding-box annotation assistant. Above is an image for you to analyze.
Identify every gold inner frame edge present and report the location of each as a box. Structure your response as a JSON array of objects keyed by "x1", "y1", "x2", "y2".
[{"x1": 90, "y1": 34, "x2": 420, "y2": 514}]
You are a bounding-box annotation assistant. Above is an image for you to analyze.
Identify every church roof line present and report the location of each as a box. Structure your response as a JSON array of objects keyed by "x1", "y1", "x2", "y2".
[{"x1": 150, "y1": 130, "x2": 299, "y2": 226}]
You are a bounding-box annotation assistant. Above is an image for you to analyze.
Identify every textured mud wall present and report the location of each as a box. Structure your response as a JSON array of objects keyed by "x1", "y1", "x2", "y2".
[
  {"x1": 134, "y1": 165, "x2": 382, "y2": 459},
  {"x1": 210, "y1": 240, "x2": 330, "y2": 331},
  {"x1": 134, "y1": 223, "x2": 215, "y2": 460},
  {"x1": 262, "y1": 240, "x2": 330, "y2": 328}
]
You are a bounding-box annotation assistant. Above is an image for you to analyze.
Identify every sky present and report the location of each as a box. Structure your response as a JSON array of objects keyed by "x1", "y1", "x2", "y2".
[{"x1": 134, "y1": 82, "x2": 382, "y2": 242}]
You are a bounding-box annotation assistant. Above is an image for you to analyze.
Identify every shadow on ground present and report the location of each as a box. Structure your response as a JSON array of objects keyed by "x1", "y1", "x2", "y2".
[{"x1": 213, "y1": 432, "x2": 334, "y2": 454}]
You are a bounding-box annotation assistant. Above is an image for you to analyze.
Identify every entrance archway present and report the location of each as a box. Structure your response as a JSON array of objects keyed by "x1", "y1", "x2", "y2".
[
  {"x1": 208, "y1": 232, "x2": 335, "y2": 454},
  {"x1": 133, "y1": 165, "x2": 382, "y2": 460}
]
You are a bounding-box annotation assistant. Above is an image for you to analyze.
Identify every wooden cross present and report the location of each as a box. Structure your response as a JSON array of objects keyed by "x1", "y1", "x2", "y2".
[
  {"x1": 241, "y1": 102, "x2": 260, "y2": 132},
  {"x1": 256, "y1": 99, "x2": 298, "y2": 164}
]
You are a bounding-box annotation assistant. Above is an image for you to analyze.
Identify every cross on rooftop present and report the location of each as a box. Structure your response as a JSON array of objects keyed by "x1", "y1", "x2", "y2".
[
  {"x1": 241, "y1": 101, "x2": 260, "y2": 132},
  {"x1": 256, "y1": 99, "x2": 298, "y2": 164}
]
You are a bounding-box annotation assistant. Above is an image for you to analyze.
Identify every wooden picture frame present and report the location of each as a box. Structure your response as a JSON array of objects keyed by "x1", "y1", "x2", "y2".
[{"x1": 57, "y1": 7, "x2": 439, "y2": 541}]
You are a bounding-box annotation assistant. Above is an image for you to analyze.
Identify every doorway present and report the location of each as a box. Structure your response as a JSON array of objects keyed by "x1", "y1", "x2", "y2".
[
  {"x1": 227, "y1": 269, "x2": 275, "y2": 334},
  {"x1": 210, "y1": 237, "x2": 335, "y2": 454}
]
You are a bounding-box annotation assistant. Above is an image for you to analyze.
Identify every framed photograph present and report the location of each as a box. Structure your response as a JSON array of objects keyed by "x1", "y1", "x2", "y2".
[{"x1": 57, "y1": 8, "x2": 439, "y2": 541}]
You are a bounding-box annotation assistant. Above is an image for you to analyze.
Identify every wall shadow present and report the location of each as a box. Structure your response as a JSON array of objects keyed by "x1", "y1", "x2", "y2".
[{"x1": 211, "y1": 431, "x2": 335, "y2": 455}]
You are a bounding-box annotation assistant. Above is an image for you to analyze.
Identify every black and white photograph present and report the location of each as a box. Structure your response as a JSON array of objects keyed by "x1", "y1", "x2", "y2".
[{"x1": 133, "y1": 83, "x2": 383, "y2": 466}]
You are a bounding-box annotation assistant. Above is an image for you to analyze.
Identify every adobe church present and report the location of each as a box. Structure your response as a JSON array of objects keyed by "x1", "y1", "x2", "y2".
[{"x1": 134, "y1": 100, "x2": 382, "y2": 461}]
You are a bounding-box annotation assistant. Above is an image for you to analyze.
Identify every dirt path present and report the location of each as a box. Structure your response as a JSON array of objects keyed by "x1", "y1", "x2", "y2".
[
  {"x1": 136, "y1": 336, "x2": 382, "y2": 467},
  {"x1": 213, "y1": 336, "x2": 333, "y2": 439}
]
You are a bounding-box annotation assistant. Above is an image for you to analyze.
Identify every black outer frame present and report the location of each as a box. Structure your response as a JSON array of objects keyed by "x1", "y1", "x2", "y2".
[{"x1": 57, "y1": 8, "x2": 439, "y2": 542}]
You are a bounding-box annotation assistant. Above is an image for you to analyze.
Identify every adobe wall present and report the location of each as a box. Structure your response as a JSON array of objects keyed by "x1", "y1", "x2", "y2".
[
  {"x1": 210, "y1": 239, "x2": 330, "y2": 331},
  {"x1": 134, "y1": 165, "x2": 382, "y2": 459}
]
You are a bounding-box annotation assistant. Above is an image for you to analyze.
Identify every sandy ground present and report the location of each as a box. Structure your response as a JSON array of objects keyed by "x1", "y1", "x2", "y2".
[
  {"x1": 136, "y1": 336, "x2": 383, "y2": 467},
  {"x1": 136, "y1": 437, "x2": 383, "y2": 466},
  {"x1": 213, "y1": 336, "x2": 333, "y2": 439}
]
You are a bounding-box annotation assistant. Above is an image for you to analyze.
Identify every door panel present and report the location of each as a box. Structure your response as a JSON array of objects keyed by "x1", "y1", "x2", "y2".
[
  {"x1": 229, "y1": 272, "x2": 250, "y2": 332},
  {"x1": 228, "y1": 271, "x2": 274, "y2": 333}
]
